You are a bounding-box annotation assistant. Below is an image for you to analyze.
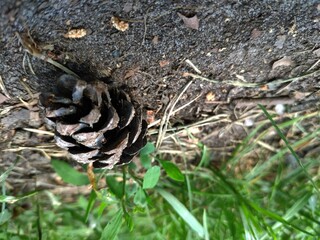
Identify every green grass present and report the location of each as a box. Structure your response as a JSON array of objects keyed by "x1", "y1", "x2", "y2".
[{"x1": 1, "y1": 108, "x2": 319, "y2": 240}]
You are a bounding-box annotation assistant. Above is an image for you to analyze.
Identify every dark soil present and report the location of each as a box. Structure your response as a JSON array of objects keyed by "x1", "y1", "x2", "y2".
[{"x1": 1, "y1": 1, "x2": 319, "y2": 192}]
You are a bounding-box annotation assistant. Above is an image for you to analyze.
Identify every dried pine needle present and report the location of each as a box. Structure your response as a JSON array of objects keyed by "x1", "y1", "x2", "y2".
[{"x1": 0, "y1": 75, "x2": 11, "y2": 98}]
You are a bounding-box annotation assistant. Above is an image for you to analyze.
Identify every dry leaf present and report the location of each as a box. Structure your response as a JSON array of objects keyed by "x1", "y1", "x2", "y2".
[
  {"x1": 272, "y1": 56, "x2": 295, "y2": 70},
  {"x1": 292, "y1": 91, "x2": 311, "y2": 100},
  {"x1": 111, "y1": 16, "x2": 129, "y2": 31},
  {"x1": 64, "y1": 28, "x2": 87, "y2": 38},
  {"x1": 123, "y1": 2, "x2": 133, "y2": 13},
  {"x1": 29, "y1": 111, "x2": 40, "y2": 121},
  {"x1": 177, "y1": 13, "x2": 199, "y2": 30},
  {"x1": 124, "y1": 67, "x2": 140, "y2": 79},
  {"x1": 251, "y1": 28, "x2": 262, "y2": 39}
]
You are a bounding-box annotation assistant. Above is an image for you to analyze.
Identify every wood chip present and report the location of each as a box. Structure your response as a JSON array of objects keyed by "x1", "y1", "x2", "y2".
[
  {"x1": 146, "y1": 110, "x2": 155, "y2": 124},
  {"x1": 0, "y1": 93, "x2": 8, "y2": 104},
  {"x1": 111, "y1": 16, "x2": 129, "y2": 31},
  {"x1": 177, "y1": 13, "x2": 199, "y2": 30},
  {"x1": 64, "y1": 28, "x2": 87, "y2": 38},
  {"x1": 205, "y1": 91, "x2": 215, "y2": 101},
  {"x1": 313, "y1": 48, "x2": 320, "y2": 57},
  {"x1": 272, "y1": 56, "x2": 295, "y2": 70},
  {"x1": 159, "y1": 60, "x2": 170, "y2": 67},
  {"x1": 152, "y1": 36, "x2": 159, "y2": 45},
  {"x1": 251, "y1": 28, "x2": 262, "y2": 39},
  {"x1": 260, "y1": 85, "x2": 269, "y2": 91}
]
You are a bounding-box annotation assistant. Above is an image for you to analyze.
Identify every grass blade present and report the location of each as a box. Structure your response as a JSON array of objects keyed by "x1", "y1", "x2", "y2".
[
  {"x1": 100, "y1": 209, "x2": 123, "y2": 240},
  {"x1": 259, "y1": 104, "x2": 319, "y2": 193},
  {"x1": 84, "y1": 190, "x2": 97, "y2": 223},
  {"x1": 203, "y1": 209, "x2": 209, "y2": 240},
  {"x1": 157, "y1": 188, "x2": 204, "y2": 238}
]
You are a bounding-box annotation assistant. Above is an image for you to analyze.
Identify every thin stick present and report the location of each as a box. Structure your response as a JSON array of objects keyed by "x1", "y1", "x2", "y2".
[
  {"x1": 307, "y1": 59, "x2": 320, "y2": 72},
  {"x1": 142, "y1": 14, "x2": 148, "y2": 45}
]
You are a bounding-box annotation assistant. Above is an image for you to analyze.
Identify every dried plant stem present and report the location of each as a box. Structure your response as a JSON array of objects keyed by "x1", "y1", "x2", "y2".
[
  {"x1": 148, "y1": 93, "x2": 202, "y2": 128},
  {"x1": 23, "y1": 128, "x2": 55, "y2": 136},
  {"x1": 156, "y1": 80, "x2": 193, "y2": 149},
  {"x1": 0, "y1": 75, "x2": 11, "y2": 98},
  {"x1": 16, "y1": 32, "x2": 79, "y2": 78},
  {"x1": 184, "y1": 68, "x2": 320, "y2": 88},
  {"x1": 233, "y1": 96, "x2": 295, "y2": 108}
]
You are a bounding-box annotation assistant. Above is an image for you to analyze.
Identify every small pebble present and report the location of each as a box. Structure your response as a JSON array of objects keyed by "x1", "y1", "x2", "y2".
[
  {"x1": 244, "y1": 118, "x2": 254, "y2": 127},
  {"x1": 275, "y1": 104, "x2": 285, "y2": 115}
]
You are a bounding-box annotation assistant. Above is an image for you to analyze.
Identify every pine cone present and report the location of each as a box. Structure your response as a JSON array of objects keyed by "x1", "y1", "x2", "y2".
[{"x1": 39, "y1": 74, "x2": 147, "y2": 169}]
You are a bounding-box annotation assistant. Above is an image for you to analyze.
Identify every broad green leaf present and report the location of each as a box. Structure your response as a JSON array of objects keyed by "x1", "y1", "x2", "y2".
[
  {"x1": 143, "y1": 166, "x2": 160, "y2": 189},
  {"x1": 157, "y1": 188, "x2": 204, "y2": 238},
  {"x1": 139, "y1": 142, "x2": 156, "y2": 155},
  {"x1": 139, "y1": 142, "x2": 155, "y2": 169},
  {"x1": 0, "y1": 209, "x2": 11, "y2": 225},
  {"x1": 106, "y1": 176, "x2": 124, "y2": 199},
  {"x1": 126, "y1": 182, "x2": 138, "y2": 198},
  {"x1": 140, "y1": 154, "x2": 152, "y2": 169},
  {"x1": 51, "y1": 159, "x2": 89, "y2": 186},
  {"x1": 134, "y1": 187, "x2": 147, "y2": 207},
  {"x1": 100, "y1": 209, "x2": 123, "y2": 240},
  {"x1": 159, "y1": 160, "x2": 184, "y2": 182}
]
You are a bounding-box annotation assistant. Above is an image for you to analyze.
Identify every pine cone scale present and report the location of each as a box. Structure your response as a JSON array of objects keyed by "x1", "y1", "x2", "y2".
[
  {"x1": 56, "y1": 122, "x2": 86, "y2": 136},
  {"x1": 79, "y1": 107, "x2": 101, "y2": 126},
  {"x1": 69, "y1": 148, "x2": 100, "y2": 164}
]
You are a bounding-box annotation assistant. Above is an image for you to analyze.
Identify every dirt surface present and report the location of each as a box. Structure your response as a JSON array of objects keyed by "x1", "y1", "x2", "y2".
[{"x1": 0, "y1": 1, "x2": 319, "y2": 192}]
